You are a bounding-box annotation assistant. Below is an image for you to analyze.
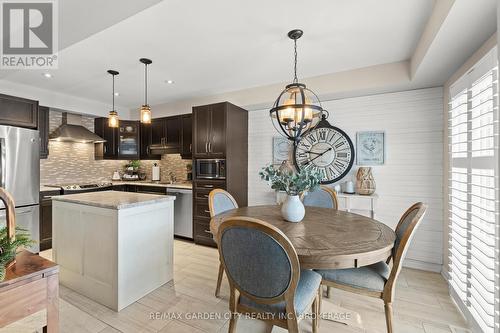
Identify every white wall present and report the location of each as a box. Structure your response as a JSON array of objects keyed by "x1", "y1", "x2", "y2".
[{"x1": 249, "y1": 87, "x2": 444, "y2": 271}]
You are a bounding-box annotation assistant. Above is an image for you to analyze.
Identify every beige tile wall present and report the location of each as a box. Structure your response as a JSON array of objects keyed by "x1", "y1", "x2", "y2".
[{"x1": 40, "y1": 110, "x2": 191, "y2": 185}]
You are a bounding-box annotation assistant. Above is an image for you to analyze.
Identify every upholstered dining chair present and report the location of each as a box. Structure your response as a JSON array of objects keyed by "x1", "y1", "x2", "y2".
[
  {"x1": 217, "y1": 216, "x2": 322, "y2": 333},
  {"x1": 302, "y1": 185, "x2": 338, "y2": 209},
  {"x1": 208, "y1": 189, "x2": 239, "y2": 298},
  {"x1": 315, "y1": 202, "x2": 427, "y2": 333}
]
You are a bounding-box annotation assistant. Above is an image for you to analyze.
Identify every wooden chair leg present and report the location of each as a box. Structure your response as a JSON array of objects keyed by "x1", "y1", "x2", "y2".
[
  {"x1": 384, "y1": 302, "x2": 393, "y2": 333},
  {"x1": 286, "y1": 318, "x2": 299, "y2": 333},
  {"x1": 215, "y1": 260, "x2": 224, "y2": 298},
  {"x1": 228, "y1": 314, "x2": 238, "y2": 333},
  {"x1": 317, "y1": 287, "x2": 322, "y2": 327},
  {"x1": 326, "y1": 286, "x2": 331, "y2": 298},
  {"x1": 312, "y1": 292, "x2": 319, "y2": 333}
]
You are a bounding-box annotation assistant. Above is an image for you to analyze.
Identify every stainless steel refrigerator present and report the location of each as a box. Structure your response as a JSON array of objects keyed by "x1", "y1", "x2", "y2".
[{"x1": 0, "y1": 125, "x2": 40, "y2": 253}]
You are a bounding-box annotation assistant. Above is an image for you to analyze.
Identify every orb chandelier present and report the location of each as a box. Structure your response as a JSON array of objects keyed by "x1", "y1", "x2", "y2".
[
  {"x1": 107, "y1": 70, "x2": 119, "y2": 128},
  {"x1": 270, "y1": 29, "x2": 324, "y2": 144},
  {"x1": 139, "y1": 58, "x2": 152, "y2": 124}
]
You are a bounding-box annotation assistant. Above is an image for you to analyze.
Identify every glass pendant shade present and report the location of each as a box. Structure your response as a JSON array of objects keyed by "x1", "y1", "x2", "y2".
[
  {"x1": 108, "y1": 110, "x2": 119, "y2": 128},
  {"x1": 107, "y1": 69, "x2": 119, "y2": 128},
  {"x1": 139, "y1": 58, "x2": 153, "y2": 123},
  {"x1": 140, "y1": 104, "x2": 151, "y2": 124}
]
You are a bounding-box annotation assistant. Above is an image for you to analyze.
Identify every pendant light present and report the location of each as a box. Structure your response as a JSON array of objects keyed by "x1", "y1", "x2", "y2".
[
  {"x1": 107, "y1": 70, "x2": 119, "y2": 128},
  {"x1": 269, "y1": 29, "x2": 324, "y2": 144},
  {"x1": 140, "y1": 58, "x2": 152, "y2": 123}
]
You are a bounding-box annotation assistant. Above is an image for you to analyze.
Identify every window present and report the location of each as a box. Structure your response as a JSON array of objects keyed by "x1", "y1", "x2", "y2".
[{"x1": 448, "y1": 48, "x2": 499, "y2": 333}]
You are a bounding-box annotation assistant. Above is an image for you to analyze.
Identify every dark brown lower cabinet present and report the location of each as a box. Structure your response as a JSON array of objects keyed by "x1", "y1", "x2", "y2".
[
  {"x1": 39, "y1": 190, "x2": 60, "y2": 251},
  {"x1": 192, "y1": 180, "x2": 226, "y2": 247}
]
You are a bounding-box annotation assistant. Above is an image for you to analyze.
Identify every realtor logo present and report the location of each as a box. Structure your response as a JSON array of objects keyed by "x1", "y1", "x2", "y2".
[{"x1": 0, "y1": 0, "x2": 58, "y2": 69}]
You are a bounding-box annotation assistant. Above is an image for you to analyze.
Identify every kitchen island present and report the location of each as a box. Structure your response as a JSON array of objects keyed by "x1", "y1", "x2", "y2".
[{"x1": 52, "y1": 191, "x2": 175, "y2": 311}]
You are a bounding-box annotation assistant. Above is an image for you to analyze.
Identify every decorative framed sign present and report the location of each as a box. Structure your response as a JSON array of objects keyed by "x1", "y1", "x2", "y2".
[
  {"x1": 356, "y1": 131, "x2": 385, "y2": 165},
  {"x1": 273, "y1": 136, "x2": 291, "y2": 165}
]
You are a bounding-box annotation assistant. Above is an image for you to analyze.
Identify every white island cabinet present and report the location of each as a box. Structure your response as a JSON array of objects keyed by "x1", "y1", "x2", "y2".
[{"x1": 52, "y1": 191, "x2": 175, "y2": 311}]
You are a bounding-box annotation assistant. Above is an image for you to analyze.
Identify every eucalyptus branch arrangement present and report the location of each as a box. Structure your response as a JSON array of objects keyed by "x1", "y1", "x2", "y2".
[
  {"x1": 259, "y1": 162, "x2": 322, "y2": 196},
  {"x1": 0, "y1": 227, "x2": 35, "y2": 280}
]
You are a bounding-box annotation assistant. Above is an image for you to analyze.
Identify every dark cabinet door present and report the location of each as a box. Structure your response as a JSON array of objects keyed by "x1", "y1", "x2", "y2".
[
  {"x1": 140, "y1": 123, "x2": 160, "y2": 160},
  {"x1": 39, "y1": 198, "x2": 52, "y2": 251},
  {"x1": 38, "y1": 106, "x2": 49, "y2": 159},
  {"x1": 117, "y1": 120, "x2": 140, "y2": 159},
  {"x1": 181, "y1": 114, "x2": 192, "y2": 158},
  {"x1": 94, "y1": 118, "x2": 117, "y2": 159},
  {"x1": 151, "y1": 118, "x2": 165, "y2": 145},
  {"x1": 193, "y1": 105, "x2": 211, "y2": 157},
  {"x1": 165, "y1": 116, "x2": 181, "y2": 147},
  {"x1": 0, "y1": 93, "x2": 38, "y2": 129},
  {"x1": 208, "y1": 103, "x2": 226, "y2": 157}
]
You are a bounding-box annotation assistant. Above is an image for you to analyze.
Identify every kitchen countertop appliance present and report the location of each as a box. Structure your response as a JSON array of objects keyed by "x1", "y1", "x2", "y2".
[
  {"x1": 0, "y1": 125, "x2": 40, "y2": 253},
  {"x1": 46, "y1": 182, "x2": 113, "y2": 195}
]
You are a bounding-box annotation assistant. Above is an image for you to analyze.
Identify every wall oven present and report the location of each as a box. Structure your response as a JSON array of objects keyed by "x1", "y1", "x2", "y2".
[{"x1": 195, "y1": 159, "x2": 226, "y2": 179}]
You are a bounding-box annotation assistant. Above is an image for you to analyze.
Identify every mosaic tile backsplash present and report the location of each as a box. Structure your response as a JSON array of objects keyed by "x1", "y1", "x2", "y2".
[{"x1": 40, "y1": 110, "x2": 191, "y2": 185}]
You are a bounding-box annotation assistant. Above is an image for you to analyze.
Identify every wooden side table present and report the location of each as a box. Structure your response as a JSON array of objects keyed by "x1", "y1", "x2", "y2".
[{"x1": 0, "y1": 251, "x2": 59, "y2": 333}]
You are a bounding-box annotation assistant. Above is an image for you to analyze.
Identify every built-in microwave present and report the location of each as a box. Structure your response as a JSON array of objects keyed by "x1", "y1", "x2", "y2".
[{"x1": 195, "y1": 159, "x2": 226, "y2": 179}]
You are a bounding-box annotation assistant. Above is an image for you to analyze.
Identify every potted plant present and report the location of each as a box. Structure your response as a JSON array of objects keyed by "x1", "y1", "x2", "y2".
[
  {"x1": 259, "y1": 161, "x2": 321, "y2": 222},
  {"x1": 0, "y1": 227, "x2": 35, "y2": 281}
]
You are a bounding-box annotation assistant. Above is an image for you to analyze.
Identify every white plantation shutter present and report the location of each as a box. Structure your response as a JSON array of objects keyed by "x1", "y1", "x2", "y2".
[{"x1": 448, "y1": 48, "x2": 499, "y2": 333}]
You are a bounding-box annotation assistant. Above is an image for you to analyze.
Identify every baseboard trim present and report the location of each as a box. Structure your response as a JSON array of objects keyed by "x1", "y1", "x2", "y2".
[
  {"x1": 403, "y1": 259, "x2": 442, "y2": 272},
  {"x1": 449, "y1": 287, "x2": 483, "y2": 333}
]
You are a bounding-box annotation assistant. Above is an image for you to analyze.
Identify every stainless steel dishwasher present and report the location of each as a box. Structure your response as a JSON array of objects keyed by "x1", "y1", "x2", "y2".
[{"x1": 166, "y1": 188, "x2": 193, "y2": 239}]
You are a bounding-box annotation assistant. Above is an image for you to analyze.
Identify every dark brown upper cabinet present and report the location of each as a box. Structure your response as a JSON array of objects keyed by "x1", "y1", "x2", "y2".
[
  {"x1": 38, "y1": 106, "x2": 49, "y2": 159},
  {"x1": 140, "y1": 122, "x2": 160, "y2": 160},
  {"x1": 117, "y1": 120, "x2": 140, "y2": 160},
  {"x1": 95, "y1": 114, "x2": 190, "y2": 160},
  {"x1": 193, "y1": 102, "x2": 227, "y2": 158},
  {"x1": 94, "y1": 117, "x2": 118, "y2": 159},
  {"x1": 181, "y1": 114, "x2": 192, "y2": 159},
  {"x1": 150, "y1": 116, "x2": 181, "y2": 153},
  {"x1": 0, "y1": 93, "x2": 39, "y2": 129}
]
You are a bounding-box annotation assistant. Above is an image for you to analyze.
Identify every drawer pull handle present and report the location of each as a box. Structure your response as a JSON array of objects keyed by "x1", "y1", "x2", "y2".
[
  {"x1": 204, "y1": 210, "x2": 210, "y2": 213},
  {"x1": 204, "y1": 185, "x2": 214, "y2": 188},
  {"x1": 204, "y1": 230, "x2": 212, "y2": 234},
  {"x1": 203, "y1": 195, "x2": 209, "y2": 198}
]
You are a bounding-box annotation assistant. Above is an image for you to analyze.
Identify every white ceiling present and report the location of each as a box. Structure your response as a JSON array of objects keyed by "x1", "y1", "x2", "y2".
[{"x1": 0, "y1": 0, "x2": 436, "y2": 110}]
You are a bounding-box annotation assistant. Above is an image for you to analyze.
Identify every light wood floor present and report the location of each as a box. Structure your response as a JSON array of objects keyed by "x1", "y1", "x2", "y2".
[{"x1": 1, "y1": 240, "x2": 470, "y2": 333}]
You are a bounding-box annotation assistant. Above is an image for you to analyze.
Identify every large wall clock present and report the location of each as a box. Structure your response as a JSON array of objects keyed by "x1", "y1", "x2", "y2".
[{"x1": 293, "y1": 115, "x2": 355, "y2": 184}]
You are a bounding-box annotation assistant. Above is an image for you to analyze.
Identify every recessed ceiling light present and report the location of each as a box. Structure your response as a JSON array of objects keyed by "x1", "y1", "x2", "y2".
[
  {"x1": 42, "y1": 73, "x2": 52, "y2": 78},
  {"x1": 165, "y1": 80, "x2": 174, "y2": 84},
  {"x1": 114, "y1": 92, "x2": 120, "y2": 96}
]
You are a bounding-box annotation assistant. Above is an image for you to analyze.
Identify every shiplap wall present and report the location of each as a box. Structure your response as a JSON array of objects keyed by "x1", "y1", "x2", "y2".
[{"x1": 249, "y1": 87, "x2": 444, "y2": 272}]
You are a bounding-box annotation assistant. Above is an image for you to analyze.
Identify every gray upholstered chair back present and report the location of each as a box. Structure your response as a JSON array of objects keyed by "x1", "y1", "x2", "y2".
[
  {"x1": 383, "y1": 202, "x2": 427, "y2": 301},
  {"x1": 302, "y1": 186, "x2": 338, "y2": 209},
  {"x1": 393, "y1": 202, "x2": 426, "y2": 258},
  {"x1": 218, "y1": 217, "x2": 300, "y2": 301},
  {"x1": 209, "y1": 189, "x2": 238, "y2": 217}
]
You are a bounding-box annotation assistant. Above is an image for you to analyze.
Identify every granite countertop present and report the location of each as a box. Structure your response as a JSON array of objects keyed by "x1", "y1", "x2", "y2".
[
  {"x1": 51, "y1": 190, "x2": 175, "y2": 210},
  {"x1": 112, "y1": 181, "x2": 192, "y2": 190}
]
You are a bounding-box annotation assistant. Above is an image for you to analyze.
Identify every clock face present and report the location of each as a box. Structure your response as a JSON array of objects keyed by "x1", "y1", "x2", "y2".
[{"x1": 293, "y1": 123, "x2": 355, "y2": 184}]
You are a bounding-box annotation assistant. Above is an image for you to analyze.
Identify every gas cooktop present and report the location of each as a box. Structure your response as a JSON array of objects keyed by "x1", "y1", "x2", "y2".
[{"x1": 46, "y1": 182, "x2": 113, "y2": 192}]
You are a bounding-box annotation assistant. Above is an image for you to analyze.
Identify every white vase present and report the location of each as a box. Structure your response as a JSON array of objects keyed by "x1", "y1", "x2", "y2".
[{"x1": 281, "y1": 195, "x2": 305, "y2": 223}]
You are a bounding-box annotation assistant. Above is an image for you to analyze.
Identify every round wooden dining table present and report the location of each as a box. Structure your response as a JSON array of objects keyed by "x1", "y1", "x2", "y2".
[{"x1": 210, "y1": 205, "x2": 396, "y2": 270}]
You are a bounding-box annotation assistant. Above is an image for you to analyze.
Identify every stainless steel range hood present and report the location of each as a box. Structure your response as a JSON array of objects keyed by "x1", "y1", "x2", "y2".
[
  {"x1": 148, "y1": 143, "x2": 180, "y2": 155},
  {"x1": 49, "y1": 112, "x2": 105, "y2": 143}
]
